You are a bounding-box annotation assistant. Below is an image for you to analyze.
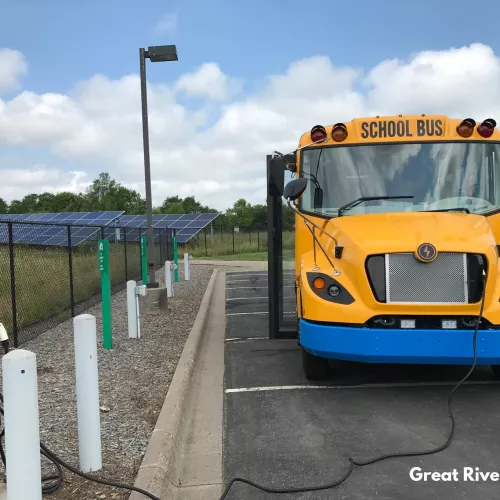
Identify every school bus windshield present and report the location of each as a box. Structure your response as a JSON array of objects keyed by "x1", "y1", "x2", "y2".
[{"x1": 300, "y1": 141, "x2": 500, "y2": 217}]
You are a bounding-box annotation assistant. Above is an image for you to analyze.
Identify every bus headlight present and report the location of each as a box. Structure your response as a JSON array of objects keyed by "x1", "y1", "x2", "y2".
[{"x1": 306, "y1": 272, "x2": 354, "y2": 305}]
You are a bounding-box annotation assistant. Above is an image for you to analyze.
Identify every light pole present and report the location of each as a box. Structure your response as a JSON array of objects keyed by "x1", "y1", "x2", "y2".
[{"x1": 139, "y1": 44, "x2": 178, "y2": 288}]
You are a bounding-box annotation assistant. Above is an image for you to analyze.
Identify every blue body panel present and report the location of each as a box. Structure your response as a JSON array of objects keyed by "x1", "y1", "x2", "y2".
[{"x1": 299, "y1": 319, "x2": 500, "y2": 365}]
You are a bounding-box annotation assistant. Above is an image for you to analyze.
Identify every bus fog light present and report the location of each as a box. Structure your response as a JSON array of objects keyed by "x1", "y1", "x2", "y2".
[
  {"x1": 327, "y1": 285, "x2": 341, "y2": 297},
  {"x1": 442, "y1": 320, "x2": 457, "y2": 329},
  {"x1": 401, "y1": 319, "x2": 416, "y2": 329}
]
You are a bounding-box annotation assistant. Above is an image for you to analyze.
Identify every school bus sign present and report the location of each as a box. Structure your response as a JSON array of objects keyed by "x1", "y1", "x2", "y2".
[{"x1": 298, "y1": 115, "x2": 500, "y2": 147}]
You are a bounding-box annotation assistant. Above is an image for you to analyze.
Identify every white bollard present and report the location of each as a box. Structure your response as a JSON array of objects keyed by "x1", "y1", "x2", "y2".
[
  {"x1": 73, "y1": 314, "x2": 102, "y2": 473},
  {"x1": 3, "y1": 349, "x2": 42, "y2": 500},
  {"x1": 127, "y1": 280, "x2": 138, "y2": 339},
  {"x1": 184, "y1": 252, "x2": 190, "y2": 281},
  {"x1": 165, "y1": 261, "x2": 173, "y2": 297}
]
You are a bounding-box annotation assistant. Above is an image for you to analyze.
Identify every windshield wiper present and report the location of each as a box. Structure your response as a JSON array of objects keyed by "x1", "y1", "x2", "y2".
[
  {"x1": 338, "y1": 196, "x2": 414, "y2": 216},
  {"x1": 423, "y1": 207, "x2": 471, "y2": 214}
]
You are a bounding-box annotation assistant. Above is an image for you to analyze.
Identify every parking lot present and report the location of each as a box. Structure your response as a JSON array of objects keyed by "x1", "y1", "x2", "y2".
[{"x1": 223, "y1": 270, "x2": 500, "y2": 499}]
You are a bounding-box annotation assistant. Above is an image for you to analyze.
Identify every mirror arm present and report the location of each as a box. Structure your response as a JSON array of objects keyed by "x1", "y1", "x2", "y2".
[
  {"x1": 286, "y1": 200, "x2": 341, "y2": 275},
  {"x1": 301, "y1": 216, "x2": 340, "y2": 275},
  {"x1": 286, "y1": 200, "x2": 339, "y2": 248}
]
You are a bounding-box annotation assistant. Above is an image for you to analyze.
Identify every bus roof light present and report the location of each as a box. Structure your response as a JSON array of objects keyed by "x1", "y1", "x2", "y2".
[
  {"x1": 477, "y1": 118, "x2": 497, "y2": 138},
  {"x1": 457, "y1": 118, "x2": 476, "y2": 138},
  {"x1": 331, "y1": 123, "x2": 348, "y2": 142},
  {"x1": 311, "y1": 125, "x2": 327, "y2": 143}
]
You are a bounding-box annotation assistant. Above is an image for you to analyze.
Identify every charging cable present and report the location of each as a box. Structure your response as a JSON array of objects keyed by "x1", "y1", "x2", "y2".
[
  {"x1": 0, "y1": 274, "x2": 488, "y2": 499},
  {"x1": 217, "y1": 272, "x2": 488, "y2": 499}
]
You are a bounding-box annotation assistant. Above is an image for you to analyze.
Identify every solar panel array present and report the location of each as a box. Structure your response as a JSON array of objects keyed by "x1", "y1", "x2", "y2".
[
  {"x1": 1, "y1": 211, "x2": 124, "y2": 224},
  {"x1": 114, "y1": 213, "x2": 220, "y2": 243},
  {"x1": 0, "y1": 212, "x2": 124, "y2": 247},
  {"x1": 0, "y1": 211, "x2": 219, "y2": 246}
]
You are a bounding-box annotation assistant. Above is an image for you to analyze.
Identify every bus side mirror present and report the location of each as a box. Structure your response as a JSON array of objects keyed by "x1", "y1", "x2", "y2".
[{"x1": 284, "y1": 178, "x2": 308, "y2": 201}]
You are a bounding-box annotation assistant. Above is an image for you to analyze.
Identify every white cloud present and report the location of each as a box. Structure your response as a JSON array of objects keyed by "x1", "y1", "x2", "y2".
[
  {"x1": 176, "y1": 62, "x2": 242, "y2": 101},
  {"x1": 0, "y1": 48, "x2": 27, "y2": 93},
  {"x1": 153, "y1": 12, "x2": 178, "y2": 36},
  {"x1": 1, "y1": 43, "x2": 500, "y2": 210}
]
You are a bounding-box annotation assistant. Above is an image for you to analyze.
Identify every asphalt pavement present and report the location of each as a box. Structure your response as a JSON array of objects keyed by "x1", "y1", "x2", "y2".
[{"x1": 223, "y1": 270, "x2": 500, "y2": 500}]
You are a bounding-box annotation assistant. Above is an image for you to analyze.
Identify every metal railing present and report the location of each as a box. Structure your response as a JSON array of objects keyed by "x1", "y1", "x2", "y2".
[{"x1": 0, "y1": 220, "x2": 174, "y2": 347}]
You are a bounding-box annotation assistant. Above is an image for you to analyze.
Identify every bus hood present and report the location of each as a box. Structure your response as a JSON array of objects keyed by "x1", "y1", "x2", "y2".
[{"x1": 322, "y1": 212, "x2": 497, "y2": 255}]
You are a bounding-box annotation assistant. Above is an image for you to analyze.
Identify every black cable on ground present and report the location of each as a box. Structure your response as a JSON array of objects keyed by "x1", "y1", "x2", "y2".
[
  {"x1": 0, "y1": 391, "x2": 161, "y2": 499},
  {"x1": 218, "y1": 276, "x2": 487, "y2": 499}
]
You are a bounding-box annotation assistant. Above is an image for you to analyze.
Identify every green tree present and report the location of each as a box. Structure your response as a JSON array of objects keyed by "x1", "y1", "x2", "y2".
[
  {"x1": 159, "y1": 196, "x2": 185, "y2": 214},
  {"x1": 36, "y1": 193, "x2": 56, "y2": 212},
  {"x1": 226, "y1": 198, "x2": 254, "y2": 227},
  {"x1": 84, "y1": 173, "x2": 146, "y2": 214},
  {"x1": 52, "y1": 192, "x2": 89, "y2": 212},
  {"x1": 0, "y1": 198, "x2": 8, "y2": 214},
  {"x1": 252, "y1": 203, "x2": 267, "y2": 227}
]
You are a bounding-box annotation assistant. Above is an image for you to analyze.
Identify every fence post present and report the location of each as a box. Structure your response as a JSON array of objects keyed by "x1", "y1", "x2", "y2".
[
  {"x1": 124, "y1": 227, "x2": 128, "y2": 282},
  {"x1": 73, "y1": 314, "x2": 102, "y2": 473},
  {"x1": 140, "y1": 235, "x2": 148, "y2": 284},
  {"x1": 127, "y1": 281, "x2": 138, "y2": 339},
  {"x1": 204, "y1": 228, "x2": 207, "y2": 256},
  {"x1": 160, "y1": 230, "x2": 165, "y2": 268},
  {"x1": 173, "y1": 231, "x2": 179, "y2": 282},
  {"x1": 8, "y1": 222, "x2": 18, "y2": 348},
  {"x1": 257, "y1": 229, "x2": 260, "y2": 252},
  {"x1": 232, "y1": 228, "x2": 235, "y2": 255},
  {"x1": 139, "y1": 228, "x2": 143, "y2": 279},
  {"x1": 3, "y1": 349, "x2": 42, "y2": 500},
  {"x1": 68, "y1": 226, "x2": 75, "y2": 317},
  {"x1": 249, "y1": 228, "x2": 252, "y2": 246}
]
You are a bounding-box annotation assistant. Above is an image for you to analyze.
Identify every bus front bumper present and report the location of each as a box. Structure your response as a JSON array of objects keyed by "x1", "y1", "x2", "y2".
[{"x1": 299, "y1": 319, "x2": 500, "y2": 365}]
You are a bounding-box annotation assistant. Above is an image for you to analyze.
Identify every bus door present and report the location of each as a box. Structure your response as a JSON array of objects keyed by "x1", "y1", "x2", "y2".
[{"x1": 267, "y1": 155, "x2": 298, "y2": 339}]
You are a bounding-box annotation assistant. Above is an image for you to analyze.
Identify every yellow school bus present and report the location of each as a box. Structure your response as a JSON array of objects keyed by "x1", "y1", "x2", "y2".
[{"x1": 283, "y1": 115, "x2": 500, "y2": 380}]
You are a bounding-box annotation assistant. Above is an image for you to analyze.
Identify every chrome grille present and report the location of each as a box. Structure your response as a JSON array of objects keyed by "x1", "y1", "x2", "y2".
[{"x1": 385, "y1": 252, "x2": 468, "y2": 304}]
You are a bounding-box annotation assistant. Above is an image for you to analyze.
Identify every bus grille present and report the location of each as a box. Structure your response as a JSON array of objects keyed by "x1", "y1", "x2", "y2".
[{"x1": 386, "y1": 252, "x2": 468, "y2": 304}]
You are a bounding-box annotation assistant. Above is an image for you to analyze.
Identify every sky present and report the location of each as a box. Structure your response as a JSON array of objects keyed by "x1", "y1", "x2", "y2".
[{"x1": 1, "y1": 0, "x2": 500, "y2": 211}]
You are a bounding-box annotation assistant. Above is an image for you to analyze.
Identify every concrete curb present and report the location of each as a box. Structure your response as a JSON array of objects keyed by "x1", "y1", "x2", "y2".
[{"x1": 129, "y1": 269, "x2": 219, "y2": 499}]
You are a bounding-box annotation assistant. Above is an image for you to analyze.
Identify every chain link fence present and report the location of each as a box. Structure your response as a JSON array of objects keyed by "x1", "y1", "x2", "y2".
[{"x1": 0, "y1": 221, "x2": 174, "y2": 347}]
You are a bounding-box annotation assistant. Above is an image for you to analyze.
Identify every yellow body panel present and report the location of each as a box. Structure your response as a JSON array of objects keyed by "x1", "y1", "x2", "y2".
[{"x1": 294, "y1": 115, "x2": 500, "y2": 326}]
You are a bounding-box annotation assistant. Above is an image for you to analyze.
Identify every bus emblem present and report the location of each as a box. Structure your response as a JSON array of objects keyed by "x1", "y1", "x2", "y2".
[{"x1": 415, "y1": 243, "x2": 437, "y2": 262}]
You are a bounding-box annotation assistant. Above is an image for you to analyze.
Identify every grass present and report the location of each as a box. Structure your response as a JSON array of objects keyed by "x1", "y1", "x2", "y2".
[
  {"x1": 0, "y1": 242, "x2": 142, "y2": 340},
  {"x1": 0, "y1": 228, "x2": 295, "y2": 341},
  {"x1": 180, "y1": 228, "x2": 294, "y2": 258}
]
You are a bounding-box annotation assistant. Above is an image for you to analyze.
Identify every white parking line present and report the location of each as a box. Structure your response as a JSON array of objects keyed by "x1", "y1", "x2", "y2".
[
  {"x1": 226, "y1": 285, "x2": 295, "y2": 289},
  {"x1": 226, "y1": 296, "x2": 295, "y2": 301},
  {"x1": 226, "y1": 278, "x2": 295, "y2": 283},
  {"x1": 226, "y1": 296, "x2": 268, "y2": 301},
  {"x1": 225, "y1": 380, "x2": 500, "y2": 393},
  {"x1": 226, "y1": 311, "x2": 296, "y2": 316},
  {"x1": 225, "y1": 337, "x2": 295, "y2": 342}
]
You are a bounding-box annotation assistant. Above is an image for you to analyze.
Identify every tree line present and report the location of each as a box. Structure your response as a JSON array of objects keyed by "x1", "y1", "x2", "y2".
[{"x1": 0, "y1": 172, "x2": 294, "y2": 229}]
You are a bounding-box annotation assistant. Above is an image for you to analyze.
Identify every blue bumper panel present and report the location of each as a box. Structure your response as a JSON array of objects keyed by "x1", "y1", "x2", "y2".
[{"x1": 299, "y1": 319, "x2": 500, "y2": 365}]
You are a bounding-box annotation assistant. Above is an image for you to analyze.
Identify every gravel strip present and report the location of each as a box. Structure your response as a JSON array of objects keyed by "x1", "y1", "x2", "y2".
[{"x1": 0, "y1": 263, "x2": 215, "y2": 500}]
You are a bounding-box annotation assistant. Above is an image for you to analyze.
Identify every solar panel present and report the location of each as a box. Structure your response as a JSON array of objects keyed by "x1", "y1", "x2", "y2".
[
  {"x1": 0, "y1": 211, "x2": 218, "y2": 246},
  {"x1": 114, "y1": 213, "x2": 220, "y2": 243},
  {"x1": 0, "y1": 211, "x2": 124, "y2": 247}
]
